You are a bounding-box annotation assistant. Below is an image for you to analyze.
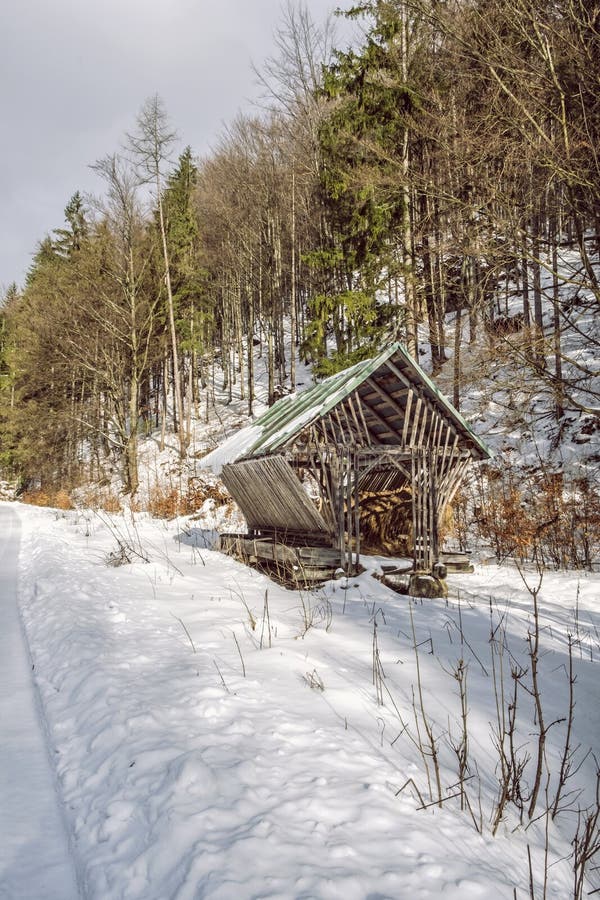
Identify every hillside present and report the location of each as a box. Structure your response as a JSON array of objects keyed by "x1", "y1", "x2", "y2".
[{"x1": 115, "y1": 237, "x2": 600, "y2": 574}]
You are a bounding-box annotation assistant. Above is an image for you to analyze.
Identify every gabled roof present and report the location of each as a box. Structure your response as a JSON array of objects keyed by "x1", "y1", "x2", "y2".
[
  {"x1": 240, "y1": 342, "x2": 491, "y2": 460},
  {"x1": 201, "y1": 342, "x2": 491, "y2": 475}
]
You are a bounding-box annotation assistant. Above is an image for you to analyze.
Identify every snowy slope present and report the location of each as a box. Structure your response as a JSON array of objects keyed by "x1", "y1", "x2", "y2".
[
  {"x1": 11, "y1": 501, "x2": 600, "y2": 899},
  {"x1": 434, "y1": 246, "x2": 600, "y2": 475}
]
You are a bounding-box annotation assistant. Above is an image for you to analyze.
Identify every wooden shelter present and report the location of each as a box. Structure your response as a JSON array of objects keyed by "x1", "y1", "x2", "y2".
[{"x1": 208, "y1": 342, "x2": 490, "y2": 578}]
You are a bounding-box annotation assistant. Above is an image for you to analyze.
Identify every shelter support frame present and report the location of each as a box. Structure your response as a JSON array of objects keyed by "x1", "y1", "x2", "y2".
[{"x1": 290, "y1": 439, "x2": 473, "y2": 576}]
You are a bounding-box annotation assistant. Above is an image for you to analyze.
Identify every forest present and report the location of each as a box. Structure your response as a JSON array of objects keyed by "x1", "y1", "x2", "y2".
[{"x1": 0, "y1": 0, "x2": 598, "y2": 557}]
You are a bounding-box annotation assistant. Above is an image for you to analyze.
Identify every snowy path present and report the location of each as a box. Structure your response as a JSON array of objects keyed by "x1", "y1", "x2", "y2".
[
  {"x1": 7, "y1": 504, "x2": 599, "y2": 898},
  {"x1": 0, "y1": 504, "x2": 80, "y2": 900}
]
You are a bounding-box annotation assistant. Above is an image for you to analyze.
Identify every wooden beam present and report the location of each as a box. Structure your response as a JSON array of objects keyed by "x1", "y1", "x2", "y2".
[
  {"x1": 441, "y1": 433, "x2": 459, "y2": 487},
  {"x1": 353, "y1": 450, "x2": 361, "y2": 569},
  {"x1": 352, "y1": 391, "x2": 384, "y2": 446},
  {"x1": 418, "y1": 402, "x2": 429, "y2": 448},
  {"x1": 401, "y1": 389, "x2": 414, "y2": 446},
  {"x1": 333, "y1": 407, "x2": 349, "y2": 445},
  {"x1": 365, "y1": 376, "x2": 409, "y2": 421},
  {"x1": 426, "y1": 410, "x2": 437, "y2": 451},
  {"x1": 343, "y1": 406, "x2": 362, "y2": 446},
  {"x1": 322, "y1": 412, "x2": 342, "y2": 445},
  {"x1": 384, "y1": 358, "x2": 413, "y2": 391},
  {"x1": 411, "y1": 452, "x2": 418, "y2": 568},
  {"x1": 409, "y1": 395, "x2": 423, "y2": 447},
  {"x1": 345, "y1": 395, "x2": 372, "y2": 446},
  {"x1": 360, "y1": 393, "x2": 404, "y2": 441}
]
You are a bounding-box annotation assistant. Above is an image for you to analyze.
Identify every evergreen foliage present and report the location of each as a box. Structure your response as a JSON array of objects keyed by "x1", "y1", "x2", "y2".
[{"x1": 0, "y1": 1, "x2": 598, "y2": 498}]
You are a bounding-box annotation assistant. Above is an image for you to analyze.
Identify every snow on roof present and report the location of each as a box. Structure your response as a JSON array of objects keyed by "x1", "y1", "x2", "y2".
[{"x1": 199, "y1": 423, "x2": 263, "y2": 476}]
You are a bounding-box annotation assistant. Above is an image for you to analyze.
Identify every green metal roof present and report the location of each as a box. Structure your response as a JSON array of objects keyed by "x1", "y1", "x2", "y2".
[{"x1": 239, "y1": 342, "x2": 491, "y2": 460}]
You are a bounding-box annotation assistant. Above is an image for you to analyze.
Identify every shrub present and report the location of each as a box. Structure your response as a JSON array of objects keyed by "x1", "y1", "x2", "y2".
[
  {"x1": 77, "y1": 487, "x2": 122, "y2": 513},
  {"x1": 147, "y1": 478, "x2": 231, "y2": 519},
  {"x1": 21, "y1": 488, "x2": 74, "y2": 510},
  {"x1": 462, "y1": 465, "x2": 600, "y2": 569}
]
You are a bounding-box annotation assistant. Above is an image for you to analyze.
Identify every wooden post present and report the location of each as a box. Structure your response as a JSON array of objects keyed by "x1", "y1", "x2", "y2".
[
  {"x1": 430, "y1": 455, "x2": 439, "y2": 565},
  {"x1": 354, "y1": 452, "x2": 361, "y2": 571},
  {"x1": 344, "y1": 451, "x2": 351, "y2": 572},
  {"x1": 411, "y1": 451, "x2": 419, "y2": 569},
  {"x1": 422, "y1": 450, "x2": 428, "y2": 570},
  {"x1": 426, "y1": 451, "x2": 435, "y2": 570}
]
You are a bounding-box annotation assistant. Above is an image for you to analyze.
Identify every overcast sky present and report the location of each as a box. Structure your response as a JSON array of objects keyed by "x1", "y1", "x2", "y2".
[{"x1": 0, "y1": 0, "x2": 352, "y2": 291}]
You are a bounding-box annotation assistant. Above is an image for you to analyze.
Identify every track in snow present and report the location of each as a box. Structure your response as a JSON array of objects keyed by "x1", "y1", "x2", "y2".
[{"x1": 0, "y1": 503, "x2": 80, "y2": 900}]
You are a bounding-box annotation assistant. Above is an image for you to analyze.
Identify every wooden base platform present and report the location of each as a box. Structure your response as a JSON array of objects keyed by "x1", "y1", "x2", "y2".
[
  {"x1": 440, "y1": 550, "x2": 475, "y2": 573},
  {"x1": 220, "y1": 533, "x2": 344, "y2": 584}
]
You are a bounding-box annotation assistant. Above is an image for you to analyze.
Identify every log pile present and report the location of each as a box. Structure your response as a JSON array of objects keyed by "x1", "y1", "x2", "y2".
[{"x1": 357, "y1": 485, "x2": 413, "y2": 556}]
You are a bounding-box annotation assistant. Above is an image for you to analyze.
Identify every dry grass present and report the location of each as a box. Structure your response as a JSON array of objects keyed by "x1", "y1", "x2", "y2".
[
  {"x1": 147, "y1": 478, "x2": 231, "y2": 519},
  {"x1": 20, "y1": 489, "x2": 74, "y2": 510},
  {"x1": 77, "y1": 487, "x2": 122, "y2": 513}
]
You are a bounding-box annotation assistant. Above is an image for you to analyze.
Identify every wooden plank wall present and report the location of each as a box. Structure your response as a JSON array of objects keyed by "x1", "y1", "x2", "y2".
[{"x1": 221, "y1": 456, "x2": 332, "y2": 537}]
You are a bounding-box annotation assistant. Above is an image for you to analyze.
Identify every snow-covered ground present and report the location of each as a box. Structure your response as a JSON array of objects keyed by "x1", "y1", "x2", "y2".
[
  {"x1": 0, "y1": 504, "x2": 79, "y2": 900},
  {"x1": 5, "y1": 500, "x2": 599, "y2": 899}
]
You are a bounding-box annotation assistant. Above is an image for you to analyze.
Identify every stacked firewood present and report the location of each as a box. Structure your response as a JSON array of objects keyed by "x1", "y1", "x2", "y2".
[{"x1": 357, "y1": 485, "x2": 413, "y2": 556}]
